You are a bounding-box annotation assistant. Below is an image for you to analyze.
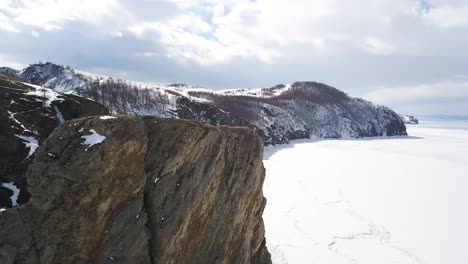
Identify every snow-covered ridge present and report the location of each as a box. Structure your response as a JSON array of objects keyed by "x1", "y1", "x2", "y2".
[
  {"x1": 199, "y1": 83, "x2": 293, "y2": 98},
  {"x1": 14, "y1": 62, "x2": 294, "y2": 99},
  {"x1": 6, "y1": 62, "x2": 407, "y2": 145}
]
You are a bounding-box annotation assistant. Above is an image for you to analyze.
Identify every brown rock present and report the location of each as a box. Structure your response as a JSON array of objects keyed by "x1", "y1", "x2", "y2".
[
  {"x1": 0, "y1": 116, "x2": 270, "y2": 264},
  {"x1": 143, "y1": 117, "x2": 270, "y2": 264}
]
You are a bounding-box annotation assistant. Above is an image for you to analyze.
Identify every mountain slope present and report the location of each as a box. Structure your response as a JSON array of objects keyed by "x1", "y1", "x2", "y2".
[
  {"x1": 11, "y1": 62, "x2": 407, "y2": 145},
  {"x1": 189, "y1": 82, "x2": 406, "y2": 144},
  {"x1": 20, "y1": 62, "x2": 90, "y2": 92},
  {"x1": 0, "y1": 73, "x2": 109, "y2": 207}
]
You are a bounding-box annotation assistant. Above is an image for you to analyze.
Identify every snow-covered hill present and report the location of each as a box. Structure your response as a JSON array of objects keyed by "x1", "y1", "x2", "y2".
[
  {"x1": 5, "y1": 62, "x2": 407, "y2": 145},
  {"x1": 189, "y1": 82, "x2": 406, "y2": 144}
]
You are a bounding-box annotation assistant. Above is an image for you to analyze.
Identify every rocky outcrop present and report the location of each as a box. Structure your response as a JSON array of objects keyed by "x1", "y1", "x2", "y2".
[
  {"x1": 0, "y1": 74, "x2": 109, "y2": 207},
  {"x1": 0, "y1": 116, "x2": 270, "y2": 264},
  {"x1": 399, "y1": 114, "x2": 419, "y2": 124}
]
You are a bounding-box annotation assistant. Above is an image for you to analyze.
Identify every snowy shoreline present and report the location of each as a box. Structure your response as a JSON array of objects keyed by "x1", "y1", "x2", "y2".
[{"x1": 263, "y1": 119, "x2": 468, "y2": 264}]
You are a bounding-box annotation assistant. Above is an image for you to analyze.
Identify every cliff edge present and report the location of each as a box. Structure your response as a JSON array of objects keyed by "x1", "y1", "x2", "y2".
[{"x1": 0, "y1": 116, "x2": 270, "y2": 264}]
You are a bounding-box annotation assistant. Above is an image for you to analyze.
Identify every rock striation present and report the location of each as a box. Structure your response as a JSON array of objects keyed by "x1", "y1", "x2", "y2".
[{"x1": 0, "y1": 115, "x2": 271, "y2": 264}]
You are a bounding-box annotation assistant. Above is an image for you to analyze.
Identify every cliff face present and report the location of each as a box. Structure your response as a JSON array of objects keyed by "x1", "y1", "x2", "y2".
[
  {"x1": 144, "y1": 117, "x2": 270, "y2": 264},
  {"x1": 0, "y1": 116, "x2": 270, "y2": 264}
]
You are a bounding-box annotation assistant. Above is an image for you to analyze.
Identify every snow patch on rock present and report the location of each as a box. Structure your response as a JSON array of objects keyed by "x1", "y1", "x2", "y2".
[
  {"x1": 2, "y1": 182, "x2": 20, "y2": 206},
  {"x1": 54, "y1": 105, "x2": 65, "y2": 123},
  {"x1": 81, "y1": 129, "x2": 106, "y2": 148},
  {"x1": 99, "y1": 116, "x2": 117, "y2": 120},
  {"x1": 23, "y1": 83, "x2": 64, "y2": 107},
  {"x1": 8, "y1": 110, "x2": 32, "y2": 133},
  {"x1": 15, "y1": 134, "x2": 39, "y2": 159}
]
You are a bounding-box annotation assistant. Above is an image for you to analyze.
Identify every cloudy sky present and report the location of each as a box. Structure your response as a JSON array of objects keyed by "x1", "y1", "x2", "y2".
[{"x1": 1, "y1": 0, "x2": 468, "y2": 115}]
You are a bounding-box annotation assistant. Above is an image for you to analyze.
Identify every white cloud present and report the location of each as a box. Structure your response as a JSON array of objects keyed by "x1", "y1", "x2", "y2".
[
  {"x1": 0, "y1": 0, "x2": 123, "y2": 31},
  {"x1": 31, "y1": 30, "x2": 40, "y2": 38},
  {"x1": 127, "y1": 11, "x2": 279, "y2": 64},
  {"x1": 169, "y1": 13, "x2": 212, "y2": 34},
  {"x1": 0, "y1": 0, "x2": 468, "y2": 116},
  {"x1": 125, "y1": 0, "x2": 417, "y2": 64},
  {"x1": 2, "y1": 0, "x2": 468, "y2": 66},
  {"x1": 0, "y1": 54, "x2": 24, "y2": 69},
  {"x1": 0, "y1": 13, "x2": 18, "y2": 32},
  {"x1": 110, "y1": 31, "x2": 123, "y2": 38},
  {"x1": 421, "y1": 4, "x2": 468, "y2": 29},
  {"x1": 363, "y1": 37, "x2": 396, "y2": 55},
  {"x1": 123, "y1": 0, "x2": 468, "y2": 64}
]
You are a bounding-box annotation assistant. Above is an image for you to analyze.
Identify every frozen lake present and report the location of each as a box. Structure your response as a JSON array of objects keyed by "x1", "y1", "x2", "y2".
[{"x1": 263, "y1": 119, "x2": 468, "y2": 264}]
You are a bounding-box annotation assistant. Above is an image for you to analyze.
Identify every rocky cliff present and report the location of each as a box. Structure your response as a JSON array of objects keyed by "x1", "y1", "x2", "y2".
[{"x1": 0, "y1": 116, "x2": 270, "y2": 264}]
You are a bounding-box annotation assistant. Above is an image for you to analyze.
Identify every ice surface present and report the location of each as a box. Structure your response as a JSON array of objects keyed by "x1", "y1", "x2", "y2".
[{"x1": 263, "y1": 119, "x2": 468, "y2": 264}]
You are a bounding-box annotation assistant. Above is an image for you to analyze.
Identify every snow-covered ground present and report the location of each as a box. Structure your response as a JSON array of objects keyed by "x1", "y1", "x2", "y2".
[{"x1": 263, "y1": 119, "x2": 468, "y2": 264}]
